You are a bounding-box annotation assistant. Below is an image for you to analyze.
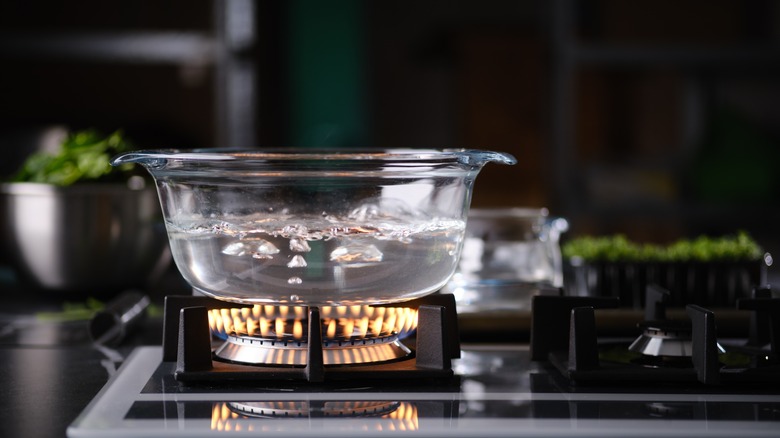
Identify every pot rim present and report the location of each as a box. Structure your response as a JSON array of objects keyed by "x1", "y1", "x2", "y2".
[{"x1": 111, "y1": 148, "x2": 517, "y2": 168}]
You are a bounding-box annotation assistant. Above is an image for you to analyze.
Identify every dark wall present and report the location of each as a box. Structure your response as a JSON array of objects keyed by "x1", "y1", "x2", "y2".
[{"x1": 1, "y1": 0, "x2": 778, "y2": 251}]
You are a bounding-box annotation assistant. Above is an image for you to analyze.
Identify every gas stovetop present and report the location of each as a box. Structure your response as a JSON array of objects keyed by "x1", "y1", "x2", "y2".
[
  {"x1": 68, "y1": 288, "x2": 780, "y2": 437},
  {"x1": 67, "y1": 344, "x2": 780, "y2": 438}
]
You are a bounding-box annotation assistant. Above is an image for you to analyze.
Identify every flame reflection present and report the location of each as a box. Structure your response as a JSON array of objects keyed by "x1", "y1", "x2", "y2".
[{"x1": 211, "y1": 401, "x2": 419, "y2": 432}]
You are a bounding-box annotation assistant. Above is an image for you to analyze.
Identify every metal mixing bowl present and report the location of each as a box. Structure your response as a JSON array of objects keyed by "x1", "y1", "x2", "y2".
[{"x1": 0, "y1": 181, "x2": 171, "y2": 296}]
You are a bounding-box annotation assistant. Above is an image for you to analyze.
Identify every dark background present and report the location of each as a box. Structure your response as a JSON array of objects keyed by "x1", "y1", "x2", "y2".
[
  {"x1": 1, "y1": 0, "x2": 779, "y2": 254},
  {"x1": 1, "y1": 4, "x2": 779, "y2": 436}
]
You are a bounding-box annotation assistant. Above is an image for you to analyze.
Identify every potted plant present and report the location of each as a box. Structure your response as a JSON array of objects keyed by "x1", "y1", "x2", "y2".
[{"x1": 563, "y1": 232, "x2": 770, "y2": 308}]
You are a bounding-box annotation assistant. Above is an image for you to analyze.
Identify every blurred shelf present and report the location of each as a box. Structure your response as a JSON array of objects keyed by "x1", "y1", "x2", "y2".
[
  {"x1": 550, "y1": 0, "x2": 780, "y2": 226},
  {"x1": 0, "y1": 0, "x2": 259, "y2": 148},
  {"x1": 0, "y1": 31, "x2": 216, "y2": 65},
  {"x1": 579, "y1": 202, "x2": 779, "y2": 221},
  {"x1": 570, "y1": 44, "x2": 780, "y2": 68}
]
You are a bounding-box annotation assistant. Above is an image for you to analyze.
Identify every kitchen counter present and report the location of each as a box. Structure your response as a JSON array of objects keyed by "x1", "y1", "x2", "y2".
[
  {"x1": 0, "y1": 284, "x2": 165, "y2": 438},
  {"x1": 0, "y1": 345, "x2": 116, "y2": 437}
]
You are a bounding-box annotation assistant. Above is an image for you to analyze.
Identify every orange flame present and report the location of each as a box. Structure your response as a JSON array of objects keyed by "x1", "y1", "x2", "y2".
[
  {"x1": 208, "y1": 305, "x2": 419, "y2": 342},
  {"x1": 293, "y1": 319, "x2": 303, "y2": 339}
]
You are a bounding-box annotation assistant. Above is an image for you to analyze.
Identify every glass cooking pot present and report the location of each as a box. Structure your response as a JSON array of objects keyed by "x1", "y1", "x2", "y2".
[{"x1": 112, "y1": 149, "x2": 515, "y2": 306}]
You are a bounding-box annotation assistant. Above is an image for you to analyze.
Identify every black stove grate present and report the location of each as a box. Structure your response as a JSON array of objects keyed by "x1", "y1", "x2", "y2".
[
  {"x1": 162, "y1": 294, "x2": 461, "y2": 384},
  {"x1": 530, "y1": 285, "x2": 780, "y2": 386}
]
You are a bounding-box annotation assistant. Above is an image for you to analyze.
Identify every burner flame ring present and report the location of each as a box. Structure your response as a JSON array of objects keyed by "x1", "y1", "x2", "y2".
[
  {"x1": 208, "y1": 305, "x2": 419, "y2": 366},
  {"x1": 214, "y1": 331, "x2": 412, "y2": 366}
]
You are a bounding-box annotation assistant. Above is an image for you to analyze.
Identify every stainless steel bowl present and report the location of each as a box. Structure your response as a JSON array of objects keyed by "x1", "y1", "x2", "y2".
[{"x1": 0, "y1": 181, "x2": 171, "y2": 295}]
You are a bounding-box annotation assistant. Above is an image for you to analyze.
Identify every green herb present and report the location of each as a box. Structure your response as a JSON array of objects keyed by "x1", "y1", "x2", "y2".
[
  {"x1": 35, "y1": 298, "x2": 105, "y2": 322},
  {"x1": 563, "y1": 231, "x2": 763, "y2": 263},
  {"x1": 34, "y1": 299, "x2": 161, "y2": 323},
  {"x1": 11, "y1": 129, "x2": 136, "y2": 186}
]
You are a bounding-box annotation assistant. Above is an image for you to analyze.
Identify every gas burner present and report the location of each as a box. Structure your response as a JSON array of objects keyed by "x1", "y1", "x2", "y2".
[
  {"x1": 206, "y1": 304, "x2": 418, "y2": 366},
  {"x1": 628, "y1": 319, "x2": 726, "y2": 359},
  {"x1": 161, "y1": 294, "x2": 461, "y2": 384},
  {"x1": 214, "y1": 331, "x2": 411, "y2": 366},
  {"x1": 629, "y1": 320, "x2": 694, "y2": 357},
  {"x1": 208, "y1": 305, "x2": 418, "y2": 341},
  {"x1": 530, "y1": 285, "x2": 780, "y2": 386}
]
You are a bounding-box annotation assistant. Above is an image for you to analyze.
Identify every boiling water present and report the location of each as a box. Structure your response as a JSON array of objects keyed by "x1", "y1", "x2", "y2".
[{"x1": 166, "y1": 214, "x2": 465, "y2": 305}]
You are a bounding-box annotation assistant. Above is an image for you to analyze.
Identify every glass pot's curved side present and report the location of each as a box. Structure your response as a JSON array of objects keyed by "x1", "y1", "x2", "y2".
[{"x1": 112, "y1": 149, "x2": 515, "y2": 305}]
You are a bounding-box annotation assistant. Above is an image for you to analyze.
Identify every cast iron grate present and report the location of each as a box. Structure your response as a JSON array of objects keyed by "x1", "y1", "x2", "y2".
[
  {"x1": 162, "y1": 294, "x2": 461, "y2": 383},
  {"x1": 530, "y1": 285, "x2": 780, "y2": 386}
]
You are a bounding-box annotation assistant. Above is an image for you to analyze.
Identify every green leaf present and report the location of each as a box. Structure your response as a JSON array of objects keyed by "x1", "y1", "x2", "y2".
[
  {"x1": 10, "y1": 129, "x2": 136, "y2": 186},
  {"x1": 563, "y1": 231, "x2": 763, "y2": 262}
]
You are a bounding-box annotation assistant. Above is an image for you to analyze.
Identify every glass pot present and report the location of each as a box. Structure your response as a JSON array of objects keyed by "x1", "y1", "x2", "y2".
[
  {"x1": 112, "y1": 149, "x2": 515, "y2": 306},
  {"x1": 442, "y1": 208, "x2": 569, "y2": 313}
]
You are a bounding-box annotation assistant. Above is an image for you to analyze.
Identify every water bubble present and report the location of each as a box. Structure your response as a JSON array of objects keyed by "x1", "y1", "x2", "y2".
[
  {"x1": 289, "y1": 238, "x2": 311, "y2": 252},
  {"x1": 330, "y1": 243, "x2": 383, "y2": 263},
  {"x1": 348, "y1": 198, "x2": 427, "y2": 222},
  {"x1": 256, "y1": 240, "x2": 280, "y2": 255},
  {"x1": 189, "y1": 224, "x2": 210, "y2": 234},
  {"x1": 212, "y1": 221, "x2": 235, "y2": 235},
  {"x1": 222, "y1": 239, "x2": 279, "y2": 258},
  {"x1": 282, "y1": 224, "x2": 307, "y2": 238},
  {"x1": 287, "y1": 255, "x2": 308, "y2": 268},
  {"x1": 288, "y1": 278, "x2": 302, "y2": 286},
  {"x1": 222, "y1": 242, "x2": 249, "y2": 256},
  {"x1": 348, "y1": 203, "x2": 380, "y2": 222},
  {"x1": 222, "y1": 239, "x2": 279, "y2": 259}
]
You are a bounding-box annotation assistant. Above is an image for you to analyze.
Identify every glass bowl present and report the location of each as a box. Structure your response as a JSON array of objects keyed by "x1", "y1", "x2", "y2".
[{"x1": 112, "y1": 148, "x2": 515, "y2": 306}]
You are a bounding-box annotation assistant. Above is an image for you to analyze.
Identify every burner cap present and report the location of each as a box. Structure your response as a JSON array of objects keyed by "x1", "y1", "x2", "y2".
[
  {"x1": 628, "y1": 319, "x2": 725, "y2": 357},
  {"x1": 629, "y1": 320, "x2": 693, "y2": 357},
  {"x1": 214, "y1": 332, "x2": 412, "y2": 366}
]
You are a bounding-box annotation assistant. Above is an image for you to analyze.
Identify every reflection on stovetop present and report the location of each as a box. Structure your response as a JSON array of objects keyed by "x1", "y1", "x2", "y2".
[
  {"x1": 141, "y1": 360, "x2": 463, "y2": 395},
  {"x1": 67, "y1": 345, "x2": 780, "y2": 438}
]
